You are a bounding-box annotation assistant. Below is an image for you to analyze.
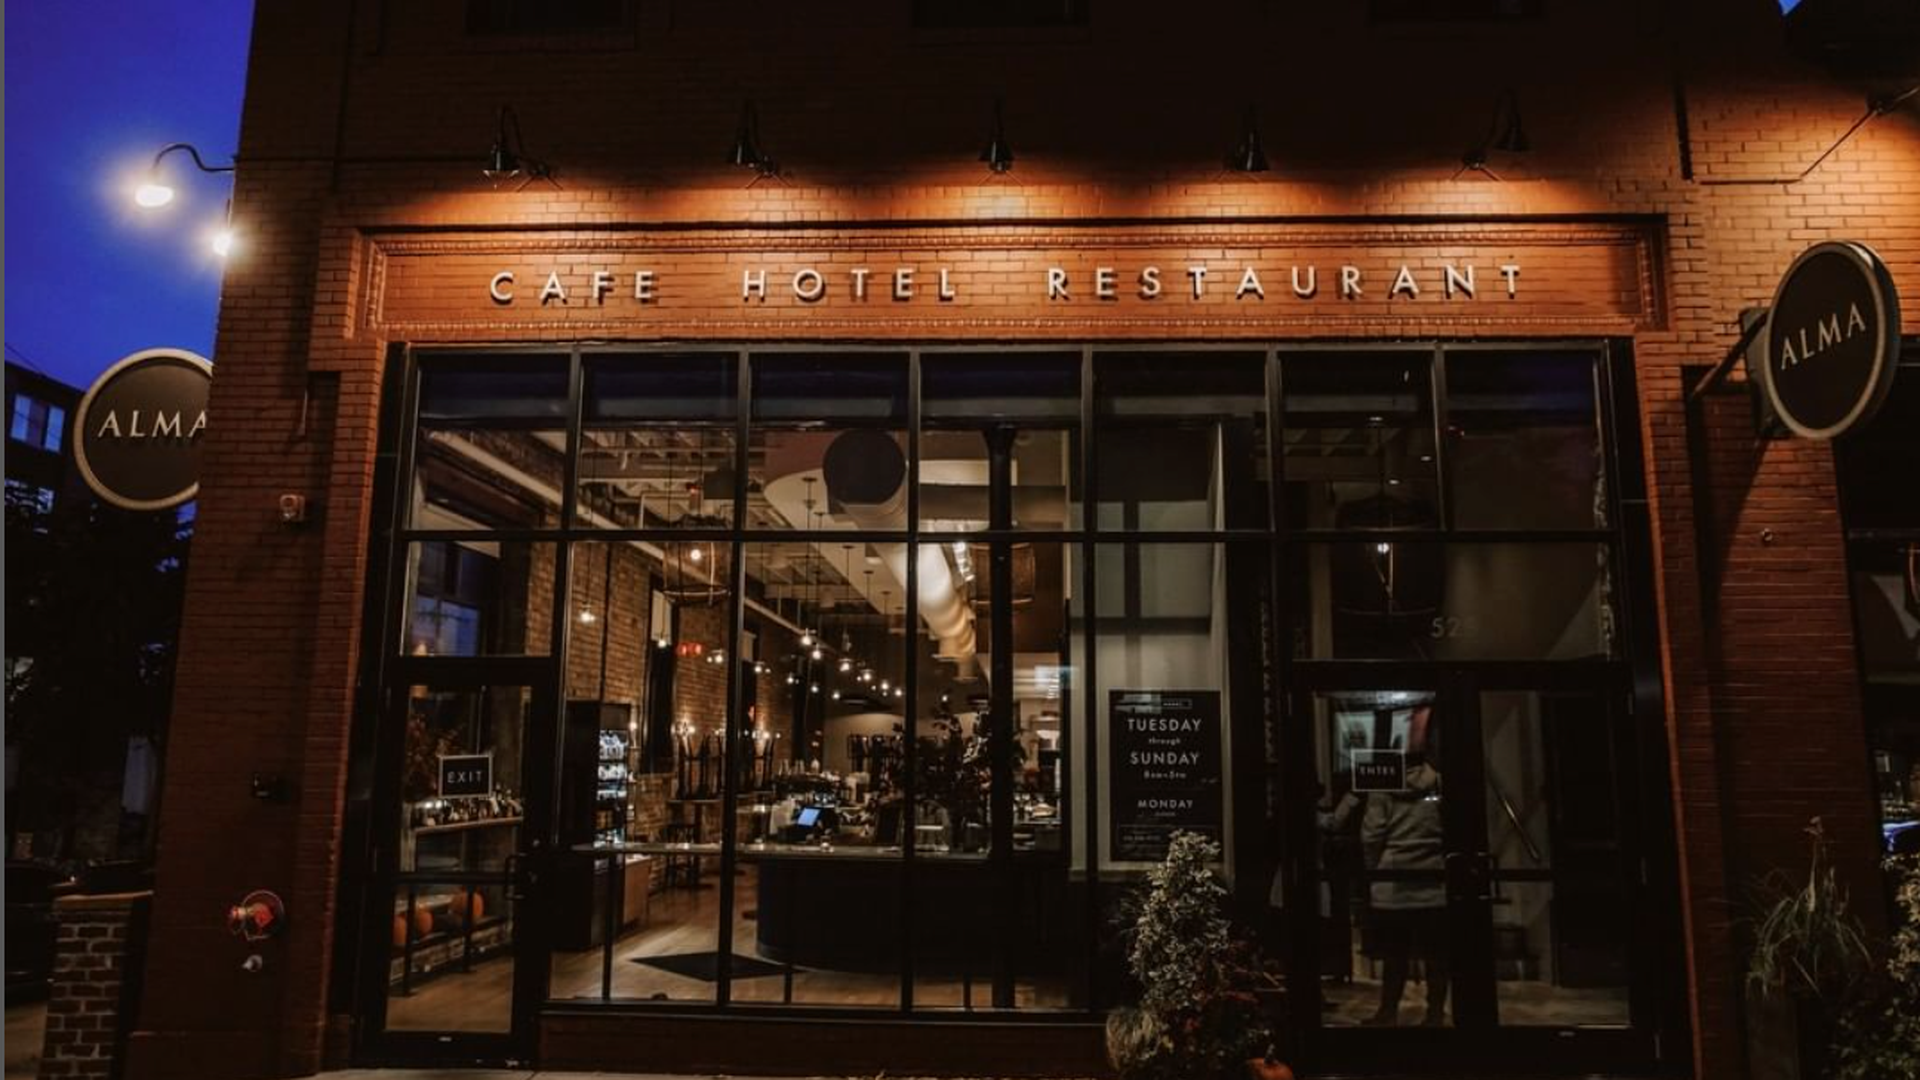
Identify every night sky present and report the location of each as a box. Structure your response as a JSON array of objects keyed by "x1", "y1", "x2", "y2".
[{"x1": 5, "y1": 1, "x2": 255, "y2": 391}]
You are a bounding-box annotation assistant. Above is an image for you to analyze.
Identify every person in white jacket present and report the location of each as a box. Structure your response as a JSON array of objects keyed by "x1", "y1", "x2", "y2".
[{"x1": 1360, "y1": 759, "x2": 1449, "y2": 1026}]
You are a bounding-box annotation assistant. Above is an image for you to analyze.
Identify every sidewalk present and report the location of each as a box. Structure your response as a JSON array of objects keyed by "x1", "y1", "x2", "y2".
[{"x1": 4, "y1": 1004, "x2": 45, "y2": 1080}]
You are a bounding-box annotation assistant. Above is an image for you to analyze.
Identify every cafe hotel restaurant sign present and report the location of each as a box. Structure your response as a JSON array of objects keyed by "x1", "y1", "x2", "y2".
[{"x1": 74, "y1": 347, "x2": 212, "y2": 511}]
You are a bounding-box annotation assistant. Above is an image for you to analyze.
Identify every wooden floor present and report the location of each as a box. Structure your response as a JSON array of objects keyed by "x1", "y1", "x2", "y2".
[
  {"x1": 386, "y1": 865, "x2": 1067, "y2": 1032},
  {"x1": 388, "y1": 871, "x2": 1625, "y2": 1034}
]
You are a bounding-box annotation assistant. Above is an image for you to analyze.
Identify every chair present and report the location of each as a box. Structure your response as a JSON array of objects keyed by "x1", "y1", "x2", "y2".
[{"x1": 660, "y1": 823, "x2": 701, "y2": 890}]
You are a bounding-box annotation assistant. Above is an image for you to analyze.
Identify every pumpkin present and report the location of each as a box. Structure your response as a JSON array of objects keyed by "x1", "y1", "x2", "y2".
[
  {"x1": 391, "y1": 914, "x2": 408, "y2": 948},
  {"x1": 411, "y1": 907, "x2": 434, "y2": 940},
  {"x1": 1246, "y1": 1057, "x2": 1295, "y2": 1080},
  {"x1": 443, "y1": 888, "x2": 486, "y2": 929}
]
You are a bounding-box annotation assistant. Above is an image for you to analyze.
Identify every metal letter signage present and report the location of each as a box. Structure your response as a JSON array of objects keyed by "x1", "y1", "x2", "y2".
[
  {"x1": 74, "y1": 348, "x2": 213, "y2": 511},
  {"x1": 1760, "y1": 241, "x2": 1901, "y2": 440}
]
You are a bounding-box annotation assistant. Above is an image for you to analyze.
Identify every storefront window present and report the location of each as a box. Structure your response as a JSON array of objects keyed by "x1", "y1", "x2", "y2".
[
  {"x1": 385, "y1": 683, "x2": 534, "y2": 1033},
  {"x1": 748, "y1": 354, "x2": 909, "y2": 533},
  {"x1": 410, "y1": 356, "x2": 569, "y2": 532},
  {"x1": 1281, "y1": 351, "x2": 1438, "y2": 531},
  {"x1": 577, "y1": 353, "x2": 737, "y2": 529},
  {"x1": 401, "y1": 540, "x2": 556, "y2": 656},
  {"x1": 919, "y1": 352, "x2": 1080, "y2": 533},
  {"x1": 1445, "y1": 349, "x2": 1606, "y2": 532},
  {"x1": 1094, "y1": 352, "x2": 1268, "y2": 532},
  {"x1": 368, "y1": 341, "x2": 1654, "y2": 1045},
  {"x1": 1289, "y1": 541, "x2": 1616, "y2": 661},
  {"x1": 1836, "y1": 358, "x2": 1920, "y2": 857}
]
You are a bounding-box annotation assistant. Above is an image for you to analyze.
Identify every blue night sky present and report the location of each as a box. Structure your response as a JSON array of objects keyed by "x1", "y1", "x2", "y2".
[{"x1": 5, "y1": 1, "x2": 255, "y2": 391}]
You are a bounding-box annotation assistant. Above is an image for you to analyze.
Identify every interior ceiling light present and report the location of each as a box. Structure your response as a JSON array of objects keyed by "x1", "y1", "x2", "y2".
[
  {"x1": 483, "y1": 105, "x2": 553, "y2": 187},
  {"x1": 979, "y1": 98, "x2": 1014, "y2": 175},
  {"x1": 1225, "y1": 105, "x2": 1271, "y2": 173},
  {"x1": 1458, "y1": 88, "x2": 1531, "y2": 180}
]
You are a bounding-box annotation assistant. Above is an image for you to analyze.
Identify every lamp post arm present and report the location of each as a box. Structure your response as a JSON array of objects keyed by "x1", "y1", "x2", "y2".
[{"x1": 152, "y1": 142, "x2": 236, "y2": 175}]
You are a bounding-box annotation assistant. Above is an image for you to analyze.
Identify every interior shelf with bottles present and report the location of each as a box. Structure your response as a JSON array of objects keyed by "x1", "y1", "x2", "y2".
[{"x1": 597, "y1": 729, "x2": 630, "y2": 846}]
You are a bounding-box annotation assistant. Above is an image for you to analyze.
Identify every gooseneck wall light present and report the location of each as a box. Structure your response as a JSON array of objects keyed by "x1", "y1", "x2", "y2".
[
  {"x1": 1225, "y1": 105, "x2": 1271, "y2": 173},
  {"x1": 728, "y1": 100, "x2": 781, "y2": 182},
  {"x1": 482, "y1": 105, "x2": 553, "y2": 186},
  {"x1": 979, "y1": 98, "x2": 1015, "y2": 175},
  {"x1": 1458, "y1": 88, "x2": 1531, "y2": 179},
  {"x1": 133, "y1": 142, "x2": 239, "y2": 257}
]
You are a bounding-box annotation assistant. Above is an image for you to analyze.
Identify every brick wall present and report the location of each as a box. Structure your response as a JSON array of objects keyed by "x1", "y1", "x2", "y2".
[
  {"x1": 131, "y1": 1, "x2": 1920, "y2": 1078},
  {"x1": 40, "y1": 892, "x2": 151, "y2": 1080}
]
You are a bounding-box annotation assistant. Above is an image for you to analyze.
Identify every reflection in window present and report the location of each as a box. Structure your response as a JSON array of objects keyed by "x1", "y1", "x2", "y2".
[
  {"x1": 1292, "y1": 542, "x2": 1614, "y2": 660},
  {"x1": 403, "y1": 541, "x2": 554, "y2": 657},
  {"x1": 412, "y1": 358, "x2": 570, "y2": 532},
  {"x1": 1282, "y1": 352, "x2": 1437, "y2": 530},
  {"x1": 1095, "y1": 353, "x2": 1267, "y2": 531},
  {"x1": 1446, "y1": 350, "x2": 1604, "y2": 531}
]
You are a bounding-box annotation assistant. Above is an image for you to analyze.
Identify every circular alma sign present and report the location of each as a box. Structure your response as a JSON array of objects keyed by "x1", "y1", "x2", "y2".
[
  {"x1": 74, "y1": 348, "x2": 212, "y2": 511},
  {"x1": 1759, "y1": 241, "x2": 1902, "y2": 440}
]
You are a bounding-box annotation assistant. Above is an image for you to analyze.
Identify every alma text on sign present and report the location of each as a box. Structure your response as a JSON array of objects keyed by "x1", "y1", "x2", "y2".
[
  {"x1": 92, "y1": 408, "x2": 208, "y2": 441},
  {"x1": 1774, "y1": 301, "x2": 1869, "y2": 369}
]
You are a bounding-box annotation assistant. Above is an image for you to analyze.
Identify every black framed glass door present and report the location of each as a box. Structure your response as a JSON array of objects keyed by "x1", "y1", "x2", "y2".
[
  {"x1": 1294, "y1": 665, "x2": 1648, "y2": 1071},
  {"x1": 364, "y1": 661, "x2": 557, "y2": 1062}
]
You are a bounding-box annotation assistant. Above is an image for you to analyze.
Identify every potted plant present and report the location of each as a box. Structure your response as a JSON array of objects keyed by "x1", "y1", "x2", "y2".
[
  {"x1": 1106, "y1": 831, "x2": 1289, "y2": 1080},
  {"x1": 1743, "y1": 818, "x2": 1872, "y2": 1080},
  {"x1": 1829, "y1": 853, "x2": 1920, "y2": 1080}
]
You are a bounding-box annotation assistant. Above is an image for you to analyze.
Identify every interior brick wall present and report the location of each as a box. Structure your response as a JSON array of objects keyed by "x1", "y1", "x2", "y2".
[{"x1": 128, "y1": 2, "x2": 1919, "y2": 1078}]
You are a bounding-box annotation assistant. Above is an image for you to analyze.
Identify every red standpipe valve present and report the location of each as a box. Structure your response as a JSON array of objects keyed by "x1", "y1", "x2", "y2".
[{"x1": 227, "y1": 890, "x2": 286, "y2": 943}]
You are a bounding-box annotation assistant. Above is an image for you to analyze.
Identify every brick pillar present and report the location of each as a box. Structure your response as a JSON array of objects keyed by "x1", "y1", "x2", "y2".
[{"x1": 39, "y1": 892, "x2": 152, "y2": 1080}]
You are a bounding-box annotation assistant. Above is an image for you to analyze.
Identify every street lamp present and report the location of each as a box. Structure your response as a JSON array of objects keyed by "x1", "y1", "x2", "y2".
[
  {"x1": 132, "y1": 143, "x2": 235, "y2": 210},
  {"x1": 133, "y1": 142, "x2": 238, "y2": 256}
]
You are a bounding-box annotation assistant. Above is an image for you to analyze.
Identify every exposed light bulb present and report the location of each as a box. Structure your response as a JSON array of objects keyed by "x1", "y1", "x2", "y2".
[
  {"x1": 838, "y1": 658, "x2": 852, "y2": 673},
  {"x1": 1375, "y1": 542, "x2": 1392, "y2": 555},
  {"x1": 577, "y1": 609, "x2": 597, "y2": 624},
  {"x1": 799, "y1": 630, "x2": 814, "y2": 647},
  {"x1": 210, "y1": 227, "x2": 236, "y2": 258},
  {"x1": 134, "y1": 181, "x2": 175, "y2": 209},
  {"x1": 688, "y1": 546, "x2": 704, "y2": 563},
  {"x1": 811, "y1": 646, "x2": 823, "y2": 661}
]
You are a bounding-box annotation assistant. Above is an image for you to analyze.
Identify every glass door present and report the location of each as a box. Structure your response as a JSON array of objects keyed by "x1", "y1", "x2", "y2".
[
  {"x1": 366, "y1": 663, "x2": 556, "y2": 1062},
  {"x1": 1296, "y1": 667, "x2": 1649, "y2": 1071}
]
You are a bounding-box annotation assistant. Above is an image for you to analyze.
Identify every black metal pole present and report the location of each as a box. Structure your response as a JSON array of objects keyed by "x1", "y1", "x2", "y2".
[{"x1": 988, "y1": 425, "x2": 1017, "y2": 1009}]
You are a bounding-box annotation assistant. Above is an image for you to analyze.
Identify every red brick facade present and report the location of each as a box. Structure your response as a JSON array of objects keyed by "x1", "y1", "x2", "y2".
[{"x1": 127, "y1": 3, "x2": 1918, "y2": 1078}]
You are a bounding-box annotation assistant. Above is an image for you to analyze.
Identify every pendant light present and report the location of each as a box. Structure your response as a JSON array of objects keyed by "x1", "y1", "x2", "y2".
[
  {"x1": 1459, "y1": 89, "x2": 1530, "y2": 179},
  {"x1": 979, "y1": 98, "x2": 1014, "y2": 175},
  {"x1": 481, "y1": 105, "x2": 552, "y2": 184},
  {"x1": 727, "y1": 99, "x2": 780, "y2": 180},
  {"x1": 1225, "y1": 105, "x2": 1270, "y2": 173}
]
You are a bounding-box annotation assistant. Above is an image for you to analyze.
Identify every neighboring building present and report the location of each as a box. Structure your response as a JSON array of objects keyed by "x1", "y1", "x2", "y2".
[
  {"x1": 5, "y1": 361, "x2": 86, "y2": 852},
  {"x1": 123, "y1": 3, "x2": 1918, "y2": 1080},
  {"x1": 6, "y1": 358, "x2": 184, "y2": 869},
  {"x1": 3, "y1": 362, "x2": 82, "y2": 526}
]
